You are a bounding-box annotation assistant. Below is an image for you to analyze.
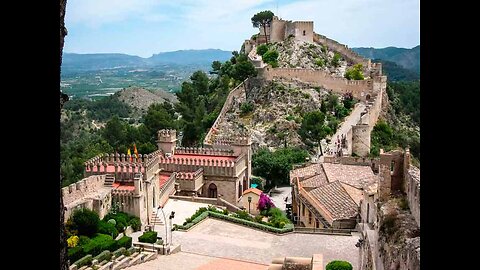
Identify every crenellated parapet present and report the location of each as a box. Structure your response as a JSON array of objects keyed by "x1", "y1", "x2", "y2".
[
  {"x1": 157, "y1": 129, "x2": 177, "y2": 142},
  {"x1": 159, "y1": 155, "x2": 242, "y2": 177},
  {"x1": 175, "y1": 147, "x2": 235, "y2": 156},
  {"x1": 313, "y1": 33, "x2": 371, "y2": 68},
  {"x1": 62, "y1": 175, "x2": 107, "y2": 206}
]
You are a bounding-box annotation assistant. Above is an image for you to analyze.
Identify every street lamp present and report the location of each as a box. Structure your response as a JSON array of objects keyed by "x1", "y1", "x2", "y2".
[
  {"x1": 248, "y1": 196, "x2": 252, "y2": 214},
  {"x1": 168, "y1": 211, "x2": 175, "y2": 254},
  {"x1": 157, "y1": 205, "x2": 168, "y2": 255}
]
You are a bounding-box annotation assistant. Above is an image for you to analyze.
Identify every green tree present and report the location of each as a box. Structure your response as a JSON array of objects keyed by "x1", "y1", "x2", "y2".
[
  {"x1": 298, "y1": 111, "x2": 331, "y2": 155},
  {"x1": 70, "y1": 208, "x2": 100, "y2": 237},
  {"x1": 251, "y1": 10, "x2": 275, "y2": 44},
  {"x1": 256, "y1": 44, "x2": 269, "y2": 56},
  {"x1": 232, "y1": 59, "x2": 258, "y2": 82},
  {"x1": 142, "y1": 102, "x2": 177, "y2": 141},
  {"x1": 102, "y1": 116, "x2": 127, "y2": 149},
  {"x1": 211, "y1": 61, "x2": 222, "y2": 74},
  {"x1": 262, "y1": 49, "x2": 279, "y2": 66}
]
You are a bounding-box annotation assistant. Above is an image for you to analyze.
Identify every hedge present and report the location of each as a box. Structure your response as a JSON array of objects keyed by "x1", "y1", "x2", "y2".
[
  {"x1": 93, "y1": 250, "x2": 112, "y2": 263},
  {"x1": 113, "y1": 247, "x2": 126, "y2": 258},
  {"x1": 82, "y1": 234, "x2": 117, "y2": 257},
  {"x1": 72, "y1": 254, "x2": 92, "y2": 268},
  {"x1": 138, "y1": 231, "x2": 157, "y2": 244},
  {"x1": 175, "y1": 211, "x2": 294, "y2": 234},
  {"x1": 117, "y1": 236, "x2": 132, "y2": 249},
  {"x1": 326, "y1": 260, "x2": 353, "y2": 270},
  {"x1": 98, "y1": 220, "x2": 119, "y2": 239},
  {"x1": 68, "y1": 246, "x2": 85, "y2": 263}
]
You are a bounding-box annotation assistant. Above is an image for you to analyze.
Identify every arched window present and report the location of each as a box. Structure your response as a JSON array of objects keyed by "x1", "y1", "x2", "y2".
[
  {"x1": 303, "y1": 30, "x2": 306, "y2": 36},
  {"x1": 208, "y1": 183, "x2": 217, "y2": 198}
]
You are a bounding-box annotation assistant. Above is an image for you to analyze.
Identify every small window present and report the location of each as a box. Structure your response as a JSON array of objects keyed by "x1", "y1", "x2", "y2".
[
  {"x1": 390, "y1": 161, "x2": 395, "y2": 173},
  {"x1": 303, "y1": 30, "x2": 306, "y2": 36}
]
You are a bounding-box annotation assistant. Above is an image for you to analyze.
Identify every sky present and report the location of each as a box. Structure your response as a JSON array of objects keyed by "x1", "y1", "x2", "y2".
[{"x1": 64, "y1": 0, "x2": 420, "y2": 58}]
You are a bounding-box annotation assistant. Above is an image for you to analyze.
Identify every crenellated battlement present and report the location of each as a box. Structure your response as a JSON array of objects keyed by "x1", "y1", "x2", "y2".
[
  {"x1": 157, "y1": 129, "x2": 177, "y2": 142},
  {"x1": 175, "y1": 168, "x2": 203, "y2": 180},
  {"x1": 175, "y1": 147, "x2": 235, "y2": 156},
  {"x1": 159, "y1": 156, "x2": 235, "y2": 167},
  {"x1": 62, "y1": 175, "x2": 107, "y2": 205},
  {"x1": 313, "y1": 33, "x2": 370, "y2": 68}
]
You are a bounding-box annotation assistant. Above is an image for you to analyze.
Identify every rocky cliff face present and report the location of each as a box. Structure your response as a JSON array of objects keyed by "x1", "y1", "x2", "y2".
[
  {"x1": 270, "y1": 37, "x2": 349, "y2": 77},
  {"x1": 216, "y1": 78, "x2": 337, "y2": 150},
  {"x1": 376, "y1": 195, "x2": 420, "y2": 270}
]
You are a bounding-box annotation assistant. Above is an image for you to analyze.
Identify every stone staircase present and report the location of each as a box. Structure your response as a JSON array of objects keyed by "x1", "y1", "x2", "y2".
[
  {"x1": 149, "y1": 211, "x2": 164, "y2": 226},
  {"x1": 104, "y1": 174, "x2": 115, "y2": 187}
]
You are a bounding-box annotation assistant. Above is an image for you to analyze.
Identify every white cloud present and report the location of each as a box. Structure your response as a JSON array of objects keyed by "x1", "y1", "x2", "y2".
[{"x1": 66, "y1": 0, "x2": 159, "y2": 27}]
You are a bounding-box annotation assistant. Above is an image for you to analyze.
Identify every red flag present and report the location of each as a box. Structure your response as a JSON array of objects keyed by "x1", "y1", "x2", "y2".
[{"x1": 133, "y1": 144, "x2": 139, "y2": 159}]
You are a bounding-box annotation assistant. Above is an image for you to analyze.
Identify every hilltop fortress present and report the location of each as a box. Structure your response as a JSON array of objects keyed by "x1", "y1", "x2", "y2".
[{"x1": 205, "y1": 16, "x2": 386, "y2": 159}]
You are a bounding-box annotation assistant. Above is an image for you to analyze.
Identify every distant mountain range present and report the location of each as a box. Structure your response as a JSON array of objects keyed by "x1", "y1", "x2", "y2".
[
  {"x1": 352, "y1": 45, "x2": 420, "y2": 74},
  {"x1": 63, "y1": 46, "x2": 420, "y2": 79},
  {"x1": 62, "y1": 49, "x2": 233, "y2": 71}
]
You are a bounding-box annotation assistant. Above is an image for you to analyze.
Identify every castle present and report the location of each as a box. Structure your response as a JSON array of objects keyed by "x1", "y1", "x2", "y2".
[{"x1": 62, "y1": 129, "x2": 252, "y2": 228}]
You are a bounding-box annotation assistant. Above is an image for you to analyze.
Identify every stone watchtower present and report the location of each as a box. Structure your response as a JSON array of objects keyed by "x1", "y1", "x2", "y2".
[
  {"x1": 232, "y1": 135, "x2": 252, "y2": 179},
  {"x1": 157, "y1": 129, "x2": 177, "y2": 156}
]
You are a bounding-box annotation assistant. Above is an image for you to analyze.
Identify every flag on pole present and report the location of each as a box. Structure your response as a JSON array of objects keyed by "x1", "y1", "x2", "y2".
[
  {"x1": 133, "y1": 143, "x2": 139, "y2": 159},
  {"x1": 127, "y1": 148, "x2": 132, "y2": 162}
]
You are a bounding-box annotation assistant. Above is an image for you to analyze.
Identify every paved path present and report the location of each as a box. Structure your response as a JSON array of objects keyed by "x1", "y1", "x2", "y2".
[
  {"x1": 269, "y1": 186, "x2": 292, "y2": 211},
  {"x1": 172, "y1": 218, "x2": 360, "y2": 269},
  {"x1": 325, "y1": 102, "x2": 366, "y2": 156},
  {"x1": 124, "y1": 251, "x2": 267, "y2": 270}
]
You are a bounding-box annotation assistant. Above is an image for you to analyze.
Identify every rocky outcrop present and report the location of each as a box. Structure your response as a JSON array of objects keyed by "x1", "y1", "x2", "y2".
[
  {"x1": 376, "y1": 196, "x2": 420, "y2": 270},
  {"x1": 114, "y1": 87, "x2": 177, "y2": 117},
  {"x1": 270, "y1": 37, "x2": 349, "y2": 77}
]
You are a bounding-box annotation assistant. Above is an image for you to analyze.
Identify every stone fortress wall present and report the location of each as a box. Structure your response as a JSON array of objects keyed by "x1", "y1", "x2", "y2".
[{"x1": 211, "y1": 18, "x2": 387, "y2": 157}]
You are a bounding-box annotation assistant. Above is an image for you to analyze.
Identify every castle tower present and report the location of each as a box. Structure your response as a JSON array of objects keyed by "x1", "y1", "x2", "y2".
[
  {"x1": 352, "y1": 124, "x2": 371, "y2": 157},
  {"x1": 378, "y1": 150, "x2": 405, "y2": 201},
  {"x1": 232, "y1": 135, "x2": 252, "y2": 180},
  {"x1": 157, "y1": 129, "x2": 177, "y2": 156}
]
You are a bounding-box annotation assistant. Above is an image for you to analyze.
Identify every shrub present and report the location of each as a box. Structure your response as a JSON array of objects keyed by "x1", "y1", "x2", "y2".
[
  {"x1": 78, "y1": 236, "x2": 91, "y2": 246},
  {"x1": 263, "y1": 49, "x2": 279, "y2": 66},
  {"x1": 71, "y1": 208, "x2": 100, "y2": 237},
  {"x1": 222, "y1": 208, "x2": 229, "y2": 215},
  {"x1": 254, "y1": 215, "x2": 263, "y2": 223},
  {"x1": 93, "y1": 250, "x2": 112, "y2": 263},
  {"x1": 256, "y1": 44, "x2": 269, "y2": 56},
  {"x1": 331, "y1": 53, "x2": 341, "y2": 67},
  {"x1": 234, "y1": 210, "x2": 253, "y2": 221},
  {"x1": 98, "y1": 220, "x2": 119, "y2": 239},
  {"x1": 117, "y1": 236, "x2": 132, "y2": 249},
  {"x1": 309, "y1": 44, "x2": 316, "y2": 49},
  {"x1": 113, "y1": 247, "x2": 126, "y2": 258},
  {"x1": 240, "y1": 102, "x2": 254, "y2": 115},
  {"x1": 138, "y1": 231, "x2": 157, "y2": 244},
  {"x1": 258, "y1": 193, "x2": 275, "y2": 211},
  {"x1": 321, "y1": 45, "x2": 327, "y2": 53},
  {"x1": 67, "y1": 235, "x2": 79, "y2": 248},
  {"x1": 128, "y1": 217, "x2": 141, "y2": 231},
  {"x1": 285, "y1": 115, "x2": 295, "y2": 121},
  {"x1": 326, "y1": 260, "x2": 353, "y2": 270},
  {"x1": 72, "y1": 254, "x2": 93, "y2": 268},
  {"x1": 315, "y1": 58, "x2": 324, "y2": 67},
  {"x1": 68, "y1": 246, "x2": 85, "y2": 263},
  {"x1": 82, "y1": 234, "x2": 117, "y2": 257},
  {"x1": 344, "y1": 64, "x2": 364, "y2": 80}
]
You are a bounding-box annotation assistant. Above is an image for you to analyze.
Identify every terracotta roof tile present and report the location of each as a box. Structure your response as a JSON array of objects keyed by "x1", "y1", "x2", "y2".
[
  {"x1": 290, "y1": 163, "x2": 323, "y2": 182},
  {"x1": 308, "y1": 181, "x2": 358, "y2": 220},
  {"x1": 322, "y1": 163, "x2": 376, "y2": 189},
  {"x1": 243, "y1": 188, "x2": 262, "y2": 196}
]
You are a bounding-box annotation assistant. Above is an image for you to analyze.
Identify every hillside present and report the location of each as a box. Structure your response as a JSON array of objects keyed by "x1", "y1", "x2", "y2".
[
  {"x1": 215, "y1": 79, "x2": 356, "y2": 151},
  {"x1": 149, "y1": 49, "x2": 232, "y2": 65},
  {"x1": 268, "y1": 37, "x2": 349, "y2": 77},
  {"x1": 114, "y1": 87, "x2": 177, "y2": 117},
  {"x1": 352, "y1": 46, "x2": 420, "y2": 74},
  {"x1": 375, "y1": 59, "x2": 419, "y2": 82}
]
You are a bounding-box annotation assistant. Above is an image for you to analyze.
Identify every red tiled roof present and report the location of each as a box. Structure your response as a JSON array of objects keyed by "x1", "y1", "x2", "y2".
[
  {"x1": 322, "y1": 163, "x2": 376, "y2": 189},
  {"x1": 112, "y1": 182, "x2": 135, "y2": 191},
  {"x1": 308, "y1": 181, "x2": 358, "y2": 220},
  {"x1": 243, "y1": 188, "x2": 262, "y2": 196},
  {"x1": 290, "y1": 163, "x2": 323, "y2": 183},
  {"x1": 172, "y1": 154, "x2": 236, "y2": 162},
  {"x1": 159, "y1": 173, "x2": 172, "y2": 187}
]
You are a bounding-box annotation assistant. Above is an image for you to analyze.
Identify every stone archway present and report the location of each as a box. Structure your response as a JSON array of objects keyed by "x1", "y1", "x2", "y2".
[{"x1": 208, "y1": 183, "x2": 218, "y2": 198}]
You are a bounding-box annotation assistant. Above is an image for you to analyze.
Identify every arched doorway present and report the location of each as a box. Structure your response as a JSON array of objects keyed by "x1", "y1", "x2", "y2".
[
  {"x1": 208, "y1": 183, "x2": 217, "y2": 198},
  {"x1": 366, "y1": 94, "x2": 371, "y2": 101}
]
